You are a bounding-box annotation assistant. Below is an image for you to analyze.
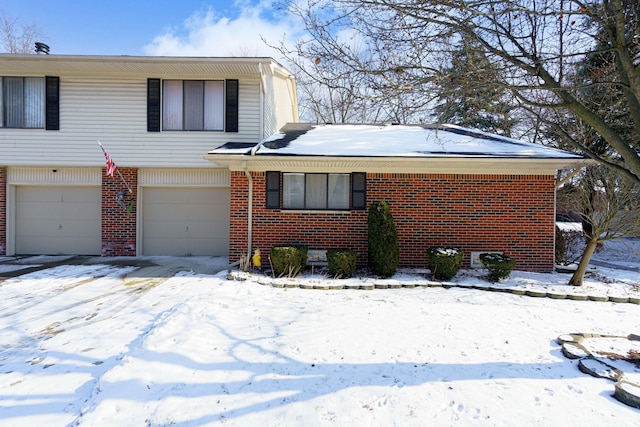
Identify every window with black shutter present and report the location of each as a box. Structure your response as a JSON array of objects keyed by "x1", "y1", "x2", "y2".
[
  {"x1": 266, "y1": 171, "x2": 281, "y2": 209},
  {"x1": 45, "y1": 76, "x2": 59, "y2": 130},
  {"x1": 225, "y1": 79, "x2": 239, "y2": 133},
  {"x1": 351, "y1": 172, "x2": 366, "y2": 210},
  {"x1": 147, "y1": 78, "x2": 161, "y2": 132}
]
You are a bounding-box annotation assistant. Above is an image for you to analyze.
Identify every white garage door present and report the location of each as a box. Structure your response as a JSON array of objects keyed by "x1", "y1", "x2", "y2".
[
  {"x1": 15, "y1": 186, "x2": 102, "y2": 255},
  {"x1": 142, "y1": 187, "x2": 229, "y2": 256}
]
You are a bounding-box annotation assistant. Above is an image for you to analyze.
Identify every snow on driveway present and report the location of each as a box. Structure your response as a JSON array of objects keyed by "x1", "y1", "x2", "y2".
[{"x1": 0, "y1": 260, "x2": 639, "y2": 426}]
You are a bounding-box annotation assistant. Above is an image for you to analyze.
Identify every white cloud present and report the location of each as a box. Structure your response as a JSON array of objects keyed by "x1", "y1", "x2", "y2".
[{"x1": 143, "y1": 2, "x2": 301, "y2": 59}]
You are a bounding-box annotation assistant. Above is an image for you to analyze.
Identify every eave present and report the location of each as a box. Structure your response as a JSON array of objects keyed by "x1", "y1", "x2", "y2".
[
  {"x1": 203, "y1": 154, "x2": 591, "y2": 175},
  {"x1": 0, "y1": 54, "x2": 293, "y2": 79}
]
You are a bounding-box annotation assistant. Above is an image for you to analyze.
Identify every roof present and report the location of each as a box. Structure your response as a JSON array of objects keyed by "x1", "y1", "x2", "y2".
[
  {"x1": 206, "y1": 123, "x2": 588, "y2": 175},
  {"x1": 0, "y1": 54, "x2": 294, "y2": 78}
]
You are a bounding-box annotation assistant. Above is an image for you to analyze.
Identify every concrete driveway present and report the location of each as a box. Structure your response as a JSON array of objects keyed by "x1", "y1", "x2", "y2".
[{"x1": 0, "y1": 255, "x2": 229, "y2": 284}]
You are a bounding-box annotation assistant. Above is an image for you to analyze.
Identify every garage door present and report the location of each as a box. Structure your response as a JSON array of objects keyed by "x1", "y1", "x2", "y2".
[
  {"x1": 142, "y1": 187, "x2": 229, "y2": 256},
  {"x1": 15, "y1": 186, "x2": 102, "y2": 255}
]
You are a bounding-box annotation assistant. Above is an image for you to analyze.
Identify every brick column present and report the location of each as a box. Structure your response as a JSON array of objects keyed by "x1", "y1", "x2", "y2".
[{"x1": 101, "y1": 168, "x2": 138, "y2": 256}]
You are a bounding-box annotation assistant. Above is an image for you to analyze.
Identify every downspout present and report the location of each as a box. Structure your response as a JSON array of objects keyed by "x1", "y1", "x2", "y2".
[
  {"x1": 244, "y1": 140, "x2": 262, "y2": 264},
  {"x1": 243, "y1": 162, "x2": 253, "y2": 263}
]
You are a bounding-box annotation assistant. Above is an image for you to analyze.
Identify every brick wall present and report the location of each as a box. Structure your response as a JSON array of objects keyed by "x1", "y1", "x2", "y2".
[
  {"x1": 0, "y1": 167, "x2": 5, "y2": 256},
  {"x1": 101, "y1": 168, "x2": 137, "y2": 256},
  {"x1": 230, "y1": 171, "x2": 556, "y2": 272}
]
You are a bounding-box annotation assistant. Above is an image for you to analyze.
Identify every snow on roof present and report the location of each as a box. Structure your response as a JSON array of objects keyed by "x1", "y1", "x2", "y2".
[{"x1": 212, "y1": 123, "x2": 585, "y2": 159}]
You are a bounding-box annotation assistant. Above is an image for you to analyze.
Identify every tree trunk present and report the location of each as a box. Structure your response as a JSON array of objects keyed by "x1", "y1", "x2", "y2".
[{"x1": 569, "y1": 237, "x2": 599, "y2": 286}]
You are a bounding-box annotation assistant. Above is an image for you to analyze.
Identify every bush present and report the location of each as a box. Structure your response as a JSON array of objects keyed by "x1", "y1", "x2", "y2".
[
  {"x1": 427, "y1": 247, "x2": 464, "y2": 280},
  {"x1": 479, "y1": 253, "x2": 516, "y2": 282},
  {"x1": 368, "y1": 201, "x2": 399, "y2": 278},
  {"x1": 555, "y1": 225, "x2": 566, "y2": 264},
  {"x1": 270, "y1": 245, "x2": 308, "y2": 277},
  {"x1": 326, "y1": 248, "x2": 357, "y2": 278}
]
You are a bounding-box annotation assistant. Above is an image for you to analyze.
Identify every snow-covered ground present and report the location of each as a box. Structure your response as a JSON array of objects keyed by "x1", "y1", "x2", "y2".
[{"x1": 0, "y1": 240, "x2": 639, "y2": 426}]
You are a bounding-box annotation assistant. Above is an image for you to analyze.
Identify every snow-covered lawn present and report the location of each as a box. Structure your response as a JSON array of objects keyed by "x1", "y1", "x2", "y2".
[{"x1": 0, "y1": 246, "x2": 639, "y2": 426}]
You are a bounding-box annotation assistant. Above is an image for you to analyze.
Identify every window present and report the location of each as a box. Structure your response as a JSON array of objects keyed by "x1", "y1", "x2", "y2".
[
  {"x1": 162, "y1": 80, "x2": 224, "y2": 130},
  {"x1": 266, "y1": 172, "x2": 366, "y2": 210},
  {"x1": 1, "y1": 76, "x2": 45, "y2": 128}
]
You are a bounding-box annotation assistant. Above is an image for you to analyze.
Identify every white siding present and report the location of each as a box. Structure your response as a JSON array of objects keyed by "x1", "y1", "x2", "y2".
[{"x1": 0, "y1": 77, "x2": 262, "y2": 168}]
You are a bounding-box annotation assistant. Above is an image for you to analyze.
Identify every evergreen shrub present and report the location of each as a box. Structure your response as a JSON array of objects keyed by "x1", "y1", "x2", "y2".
[
  {"x1": 270, "y1": 245, "x2": 308, "y2": 277},
  {"x1": 555, "y1": 225, "x2": 566, "y2": 264},
  {"x1": 368, "y1": 201, "x2": 399, "y2": 278},
  {"x1": 427, "y1": 246, "x2": 464, "y2": 280},
  {"x1": 326, "y1": 248, "x2": 357, "y2": 278},
  {"x1": 479, "y1": 253, "x2": 516, "y2": 282}
]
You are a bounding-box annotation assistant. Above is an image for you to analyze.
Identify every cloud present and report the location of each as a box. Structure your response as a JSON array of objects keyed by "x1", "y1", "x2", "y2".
[{"x1": 143, "y1": 2, "x2": 301, "y2": 59}]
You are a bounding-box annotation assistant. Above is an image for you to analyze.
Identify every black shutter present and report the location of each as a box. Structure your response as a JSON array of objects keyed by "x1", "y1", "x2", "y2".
[
  {"x1": 45, "y1": 76, "x2": 59, "y2": 130},
  {"x1": 225, "y1": 79, "x2": 239, "y2": 133},
  {"x1": 147, "y1": 78, "x2": 161, "y2": 132},
  {"x1": 266, "y1": 171, "x2": 281, "y2": 209},
  {"x1": 352, "y1": 172, "x2": 366, "y2": 210}
]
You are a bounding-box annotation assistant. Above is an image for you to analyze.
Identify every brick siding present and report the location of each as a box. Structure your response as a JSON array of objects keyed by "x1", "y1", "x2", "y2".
[
  {"x1": 101, "y1": 168, "x2": 138, "y2": 256},
  {"x1": 0, "y1": 167, "x2": 5, "y2": 256},
  {"x1": 229, "y1": 171, "x2": 556, "y2": 272}
]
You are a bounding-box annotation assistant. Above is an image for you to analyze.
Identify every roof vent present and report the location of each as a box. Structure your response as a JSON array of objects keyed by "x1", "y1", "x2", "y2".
[{"x1": 35, "y1": 42, "x2": 50, "y2": 55}]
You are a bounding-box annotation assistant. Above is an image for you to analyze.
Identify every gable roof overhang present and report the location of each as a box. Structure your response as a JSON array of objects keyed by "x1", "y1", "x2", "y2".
[
  {"x1": 0, "y1": 54, "x2": 294, "y2": 79},
  {"x1": 204, "y1": 154, "x2": 587, "y2": 175}
]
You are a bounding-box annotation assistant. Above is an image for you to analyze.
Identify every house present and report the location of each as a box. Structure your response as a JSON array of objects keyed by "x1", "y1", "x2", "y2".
[
  {"x1": 0, "y1": 54, "x2": 298, "y2": 257},
  {"x1": 205, "y1": 123, "x2": 588, "y2": 272}
]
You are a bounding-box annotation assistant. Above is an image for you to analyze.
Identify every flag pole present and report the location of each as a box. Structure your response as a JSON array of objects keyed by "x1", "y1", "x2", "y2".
[
  {"x1": 116, "y1": 168, "x2": 133, "y2": 193},
  {"x1": 98, "y1": 140, "x2": 132, "y2": 193}
]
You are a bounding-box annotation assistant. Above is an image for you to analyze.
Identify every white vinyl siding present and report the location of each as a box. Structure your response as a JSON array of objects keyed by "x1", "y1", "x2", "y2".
[{"x1": 0, "y1": 77, "x2": 262, "y2": 167}]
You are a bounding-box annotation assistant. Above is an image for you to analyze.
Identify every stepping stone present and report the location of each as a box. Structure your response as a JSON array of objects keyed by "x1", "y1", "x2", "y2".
[
  {"x1": 547, "y1": 292, "x2": 567, "y2": 299},
  {"x1": 615, "y1": 379, "x2": 640, "y2": 409},
  {"x1": 526, "y1": 290, "x2": 547, "y2": 297},
  {"x1": 578, "y1": 357, "x2": 623, "y2": 381},
  {"x1": 557, "y1": 334, "x2": 584, "y2": 345},
  {"x1": 588, "y1": 295, "x2": 609, "y2": 302},
  {"x1": 561, "y1": 342, "x2": 590, "y2": 359},
  {"x1": 609, "y1": 296, "x2": 629, "y2": 303},
  {"x1": 567, "y1": 294, "x2": 589, "y2": 301}
]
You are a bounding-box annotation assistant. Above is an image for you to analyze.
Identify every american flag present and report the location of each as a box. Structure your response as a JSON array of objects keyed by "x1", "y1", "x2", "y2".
[{"x1": 99, "y1": 142, "x2": 118, "y2": 177}]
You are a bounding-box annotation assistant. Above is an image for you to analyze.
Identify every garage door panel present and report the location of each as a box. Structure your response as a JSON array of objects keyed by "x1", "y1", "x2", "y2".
[
  {"x1": 16, "y1": 186, "x2": 101, "y2": 255},
  {"x1": 142, "y1": 187, "x2": 229, "y2": 256}
]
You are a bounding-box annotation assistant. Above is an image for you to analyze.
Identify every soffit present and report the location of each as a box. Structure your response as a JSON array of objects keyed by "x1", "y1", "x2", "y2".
[
  {"x1": 204, "y1": 154, "x2": 591, "y2": 175},
  {"x1": 0, "y1": 54, "x2": 283, "y2": 78}
]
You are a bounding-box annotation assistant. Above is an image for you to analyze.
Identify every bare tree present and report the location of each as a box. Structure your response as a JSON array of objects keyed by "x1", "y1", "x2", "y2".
[
  {"x1": 0, "y1": 11, "x2": 46, "y2": 54},
  {"x1": 569, "y1": 165, "x2": 640, "y2": 285},
  {"x1": 279, "y1": 0, "x2": 640, "y2": 181}
]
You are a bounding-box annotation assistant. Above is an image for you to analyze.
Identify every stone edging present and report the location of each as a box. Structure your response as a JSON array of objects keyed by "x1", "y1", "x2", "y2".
[
  {"x1": 228, "y1": 272, "x2": 640, "y2": 305},
  {"x1": 558, "y1": 333, "x2": 640, "y2": 409}
]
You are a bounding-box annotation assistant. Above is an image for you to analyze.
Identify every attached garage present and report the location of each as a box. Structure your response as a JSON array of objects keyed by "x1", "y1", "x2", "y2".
[
  {"x1": 141, "y1": 187, "x2": 229, "y2": 256},
  {"x1": 15, "y1": 185, "x2": 101, "y2": 255}
]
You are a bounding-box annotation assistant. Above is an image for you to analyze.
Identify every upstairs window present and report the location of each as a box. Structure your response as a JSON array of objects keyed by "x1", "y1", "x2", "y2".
[
  {"x1": 1, "y1": 77, "x2": 45, "y2": 128},
  {"x1": 266, "y1": 172, "x2": 366, "y2": 210},
  {"x1": 162, "y1": 80, "x2": 224, "y2": 131}
]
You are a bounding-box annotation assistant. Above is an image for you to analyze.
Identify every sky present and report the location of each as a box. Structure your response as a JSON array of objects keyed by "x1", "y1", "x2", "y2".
[{"x1": 1, "y1": 0, "x2": 301, "y2": 58}]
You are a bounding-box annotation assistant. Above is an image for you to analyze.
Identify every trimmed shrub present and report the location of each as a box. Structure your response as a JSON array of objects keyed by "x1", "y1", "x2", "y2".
[
  {"x1": 427, "y1": 247, "x2": 464, "y2": 280},
  {"x1": 270, "y1": 245, "x2": 308, "y2": 277},
  {"x1": 480, "y1": 253, "x2": 516, "y2": 282},
  {"x1": 368, "y1": 201, "x2": 399, "y2": 278},
  {"x1": 326, "y1": 248, "x2": 357, "y2": 278},
  {"x1": 555, "y1": 225, "x2": 566, "y2": 264}
]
